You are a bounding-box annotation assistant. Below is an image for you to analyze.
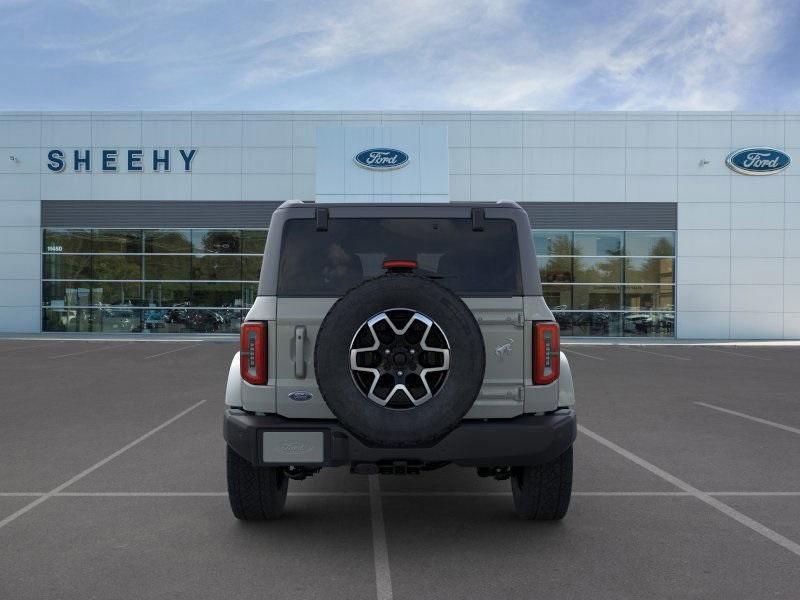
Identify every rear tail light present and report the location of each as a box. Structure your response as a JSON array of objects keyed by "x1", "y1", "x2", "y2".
[
  {"x1": 533, "y1": 322, "x2": 560, "y2": 385},
  {"x1": 240, "y1": 321, "x2": 267, "y2": 385}
]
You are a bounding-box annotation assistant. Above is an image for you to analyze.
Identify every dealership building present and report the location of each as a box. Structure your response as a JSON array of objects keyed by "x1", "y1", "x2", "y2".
[{"x1": 0, "y1": 110, "x2": 798, "y2": 339}]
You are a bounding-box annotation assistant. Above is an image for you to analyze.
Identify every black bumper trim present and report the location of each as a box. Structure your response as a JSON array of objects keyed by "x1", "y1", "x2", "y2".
[{"x1": 224, "y1": 409, "x2": 576, "y2": 468}]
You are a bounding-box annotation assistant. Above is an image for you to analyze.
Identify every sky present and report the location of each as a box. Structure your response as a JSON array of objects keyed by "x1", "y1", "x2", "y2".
[{"x1": 1, "y1": 0, "x2": 798, "y2": 111}]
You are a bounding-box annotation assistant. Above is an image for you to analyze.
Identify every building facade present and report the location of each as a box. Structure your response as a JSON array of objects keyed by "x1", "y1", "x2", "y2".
[{"x1": 0, "y1": 111, "x2": 798, "y2": 339}]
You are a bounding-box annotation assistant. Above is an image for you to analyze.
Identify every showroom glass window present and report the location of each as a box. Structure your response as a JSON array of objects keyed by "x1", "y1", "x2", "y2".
[
  {"x1": 41, "y1": 229, "x2": 267, "y2": 334},
  {"x1": 534, "y1": 230, "x2": 675, "y2": 338}
]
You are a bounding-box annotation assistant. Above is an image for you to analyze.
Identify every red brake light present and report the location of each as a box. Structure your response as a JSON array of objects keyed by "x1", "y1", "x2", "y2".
[
  {"x1": 533, "y1": 322, "x2": 560, "y2": 385},
  {"x1": 383, "y1": 259, "x2": 417, "y2": 270},
  {"x1": 240, "y1": 321, "x2": 267, "y2": 385}
]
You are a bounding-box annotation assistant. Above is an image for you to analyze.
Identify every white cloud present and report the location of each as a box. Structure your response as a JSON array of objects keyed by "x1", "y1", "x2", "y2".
[
  {"x1": 228, "y1": 0, "x2": 791, "y2": 110},
  {"x1": 2, "y1": 0, "x2": 793, "y2": 109},
  {"x1": 235, "y1": 0, "x2": 518, "y2": 90},
  {"x1": 428, "y1": 0, "x2": 785, "y2": 110}
]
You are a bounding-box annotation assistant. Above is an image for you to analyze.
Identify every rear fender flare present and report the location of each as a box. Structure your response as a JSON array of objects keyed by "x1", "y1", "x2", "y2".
[
  {"x1": 557, "y1": 352, "x2": 575, "y2": 407},
  {"x1": 226, "y1": 352, "x2": 242, "y2": 407}
]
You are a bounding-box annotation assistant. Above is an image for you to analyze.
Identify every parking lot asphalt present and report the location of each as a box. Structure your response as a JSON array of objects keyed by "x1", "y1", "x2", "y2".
[{"x1": 1, "y1": 338, "x2": 799, "y2": 599}]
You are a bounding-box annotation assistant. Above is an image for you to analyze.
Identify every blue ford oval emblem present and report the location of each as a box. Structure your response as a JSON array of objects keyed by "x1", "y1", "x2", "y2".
[
  {"x1": 726, "y1": 147, "x2": 790, "y2": 175},
  {"x1": 288, "y1": 391, "x2": 313, "y2": 402},
  {"x1": 354, "y1": 148, "x2": 409, "y2": 170}
]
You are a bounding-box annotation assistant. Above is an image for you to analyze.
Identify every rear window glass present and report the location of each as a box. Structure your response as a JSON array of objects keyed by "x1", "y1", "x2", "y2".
[{"x1": 277, "y1": 218, "x2": 522, "y2": 297}]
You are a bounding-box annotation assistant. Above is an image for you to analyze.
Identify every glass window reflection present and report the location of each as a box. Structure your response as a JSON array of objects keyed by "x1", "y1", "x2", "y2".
[
  {"x1": 573, "y1": 257, "x2": 622, "y2": 283},
  {"x1": 42, "y1": 307, "x2": 246, "y2": 334},
  {"x1": 191, "y1": 282, "x2": 243, "y2": 307},
  {"x1": 623, "y1": 312, "x2": 675, "y2": 337},
  {"x1": 93, "y1": 230, "x2": 142, "y2": 253},
  {"x1": 574, "y1": 231, "x2": 623, "y2": 256},
  {"x1": 242, "y1": 283, "x2": 258, "y2": 308},
  {"x1": 144, "y1": 255, "x2": 192, "y2": 280},
  {"x1": 568, "y1": 312, "x2": 622, "y2": 337},
  {"x1": 537, "y1": 228, "x2": 676, "y2": 338},
  {"x1": 192, "y1": 229, "x2": 241, "y2": 254},
  {"x1": 43, "y1": 281, "x2": 143, "y2": 307},
  {"x1": 144, "y1": 230, "x2": 191, "y2": 253},
  {"x1": 625, "y1": 232, "x2": 675, "y2": 256},
  {"x1": 42, "y1": 226, "x2": 673, "y2": 338},
  {"x1": 43, "y1": 229, "x2": 91, "y2": 253},
  {"x1": 191, "y1": 255, "x2": 242, "y2": 280},
  {"x1": 43, "y1": 228, "x2": 266, "y2": 335},
  {"x1": 143, "y1": 282, "x2": 192, "y2": 307},
  {"x1": 533, "y1": 231, "x2": 572, "y2": 256},
  {"x1": 92, "y1": 255, "x2": 142, "y2": 280},
  {"x1": 624, "y1": 258, "x2": 674, "y2": 284},
  {"x1": 242, "y1": 230, "x2": 268, "y2": 254},
  {"x1": 542, "y1": 284, "x2": 572, "y2": 310},
  {"x1": 43, "y1": 255, "x2": 92, "y2": 279},
  {"x1": 624, "y1": 285, "x2": 674, "y2": 311},
  {"x1": 242, "y1": 256, "x2": 263, "y2": 281},
  {"x1": 573, "y1": 285, "x2": 622, "y2": 310},
  {"x1": 539, "y1": 256, "x2": 573, "y2": 283}
]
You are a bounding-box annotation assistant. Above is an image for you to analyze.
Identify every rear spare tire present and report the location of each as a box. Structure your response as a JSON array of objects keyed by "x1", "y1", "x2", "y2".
[{"x1": 314, "y1": 273, "x2": 485, "y2": 446}]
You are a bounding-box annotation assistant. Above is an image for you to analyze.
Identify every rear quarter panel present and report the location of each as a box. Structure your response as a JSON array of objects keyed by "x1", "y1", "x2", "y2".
[
  {"x1": 462, "y1": 297, "x2": 525, "y2": 419},
  {"x1": 274, "y1": 297, "x2": 337, "y2": 418}
]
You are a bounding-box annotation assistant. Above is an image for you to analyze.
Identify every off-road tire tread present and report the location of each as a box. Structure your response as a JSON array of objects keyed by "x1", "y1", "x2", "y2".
[
  {"x1": 226, "y1": 446, "x2": 288, "y2": 520},
  {"x1": 511, "y1": 445, "x2": 573, "y2": 520}
]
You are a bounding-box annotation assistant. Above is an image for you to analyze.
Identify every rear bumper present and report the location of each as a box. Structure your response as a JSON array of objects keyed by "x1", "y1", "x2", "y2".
[{"x1": 223, "y1": 409, "x2": 576, "y2": 468}]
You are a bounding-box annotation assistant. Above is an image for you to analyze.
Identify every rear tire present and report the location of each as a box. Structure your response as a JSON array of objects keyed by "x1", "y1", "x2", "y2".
[
  {"x1": 510, "y1": 446, "x2": 573, "y2": 520},
  {"x1": 226, "y1": 446, "x2": 289, "y2": 520}
]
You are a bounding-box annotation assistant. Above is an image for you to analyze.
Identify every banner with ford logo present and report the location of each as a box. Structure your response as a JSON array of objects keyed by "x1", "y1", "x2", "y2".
[
  {"x1": 726, "y1": 148, "x2": 790, "y2": 175},
  {"x1": 354, "y1": 148, "x2": 409, "y2": 170}
]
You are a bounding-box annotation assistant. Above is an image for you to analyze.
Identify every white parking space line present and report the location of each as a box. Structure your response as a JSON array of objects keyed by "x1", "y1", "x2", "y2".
[
  {"x1": 51, "y1": 491, "x2": 370, "y2": 497},
  {"x1": 578, "y1": 424, "x2": 800, "y2": 558},
  {"x1": 380, "y1": 491, "x2": 692, "y2": 497},
  {"x1": 0, "y1": 400, "x2": 206, "y2": 531},
  {"x1": 55, "y1": 492, "x2": 228, "y2": 497},
  {"x1": 50, "y1": 342, "x2": 134, "y2": 358},
  {"x1": 623, "y1": 346, "x2": 691, "y2": 361},
  {"x1": 573, "y1": 491, "x2": 691, "y2": 496},
  {"x1": 369, "y1": 475, "x2": 393, "y2": 600},
  {"x1": 3, "y1": 490, "x2": 800, "y2": 498},
  {"x1": 563, "y1": 348, "x2": 605, "y2": 361},
  {"x1": 695, "y1": 347, "x2": 771, "y2": 361},
  {"x1": 708, "y1": 492, "x2": 800, "y2": 497},
  {"x1": 381, "y1": 491, "x2": 511, "y2": 497},
  {"x1": 289, "y1": 491, "x2": 370, "y2": 497},
  {"x1": 143, "y1": 344, "x2": 203, "y2": 360},
  {"x1": 696, "y1": 402, "x2": 800, "y2": 436}
]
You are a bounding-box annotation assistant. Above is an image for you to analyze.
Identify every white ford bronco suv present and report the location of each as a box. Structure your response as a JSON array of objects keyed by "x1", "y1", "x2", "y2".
[{"x1": 224, "y1": 200, "x2": 576, "y2": 520}]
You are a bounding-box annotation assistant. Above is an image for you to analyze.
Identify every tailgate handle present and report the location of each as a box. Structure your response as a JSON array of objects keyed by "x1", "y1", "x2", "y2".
[{"x1": 294, "y1": 326, "x2": 306, "y2": 378}]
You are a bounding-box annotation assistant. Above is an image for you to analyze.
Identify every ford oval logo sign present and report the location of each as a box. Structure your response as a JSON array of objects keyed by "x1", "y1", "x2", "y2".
[
  {"x1": 354, "y1": 148, "x2": 409, "y2": 170},
  {"x1": 726, "y1": 147, "x2": 790, "y2": 175}
]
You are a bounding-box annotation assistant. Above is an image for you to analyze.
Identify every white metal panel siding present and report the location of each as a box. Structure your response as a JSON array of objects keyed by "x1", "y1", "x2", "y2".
[{"x1": 0, "y1": 110, "x2": 796, "y2": 338}]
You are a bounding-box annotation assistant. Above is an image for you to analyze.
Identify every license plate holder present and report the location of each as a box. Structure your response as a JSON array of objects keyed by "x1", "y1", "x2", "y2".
[{"x1": 262, "y1": 431, "x2": 324, "y2": 464}]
